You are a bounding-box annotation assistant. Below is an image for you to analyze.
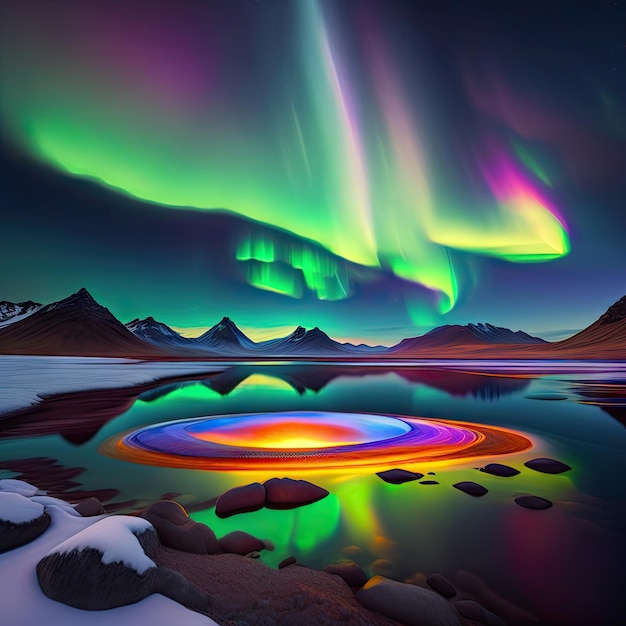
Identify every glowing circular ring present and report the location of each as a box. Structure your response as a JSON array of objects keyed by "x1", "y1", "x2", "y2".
[{"x1": 100, "y1": 411, "x2": 531, "y2": 471}]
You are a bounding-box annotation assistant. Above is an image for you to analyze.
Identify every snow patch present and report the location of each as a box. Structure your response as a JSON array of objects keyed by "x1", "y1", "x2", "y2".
[
  {"x1": 0, "y1": 505, "x2": 217, "y2": 625},
  {"x1": 46, "y1": 515, "x2": 156, "y2": 574},
  {"x1": 30, "y1": 496, "x2": 82, "y2": 517},
  {"x1": 0, "y1": 492, "x2": 45, "y2": 524},
  {"x1": 0, "y1": 479, "x2": 40, "y2": 497},
  {"x1": 0, "y1": 356, "x2": 224, "y2": 416}
]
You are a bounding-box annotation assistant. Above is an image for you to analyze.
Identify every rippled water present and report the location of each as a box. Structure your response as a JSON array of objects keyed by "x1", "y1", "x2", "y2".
[{"x1": 1, "y1": 361, "x2": 624, "y2": 625}]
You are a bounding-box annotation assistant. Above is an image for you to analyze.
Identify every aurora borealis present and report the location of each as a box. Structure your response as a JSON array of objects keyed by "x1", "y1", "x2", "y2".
[{"x1": 1, "y1": 0, "x2": 624, "y2": 344}]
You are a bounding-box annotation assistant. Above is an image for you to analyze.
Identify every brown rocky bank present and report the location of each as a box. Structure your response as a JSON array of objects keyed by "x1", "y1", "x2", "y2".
[{"x1": 155, "y1": 545, "x2": 403, "y2": 626}]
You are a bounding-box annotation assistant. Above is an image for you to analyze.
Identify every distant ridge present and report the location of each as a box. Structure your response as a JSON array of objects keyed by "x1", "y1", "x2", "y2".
[
  {"x1": 390, "y1": 323, "x2": 546, "y2": 354},
  {"x1": 0, "y1": 289, "x2": 624, "y2": 359},
  {"x1": 126, "y1": 317, "x2": 197, "y2": 351}
]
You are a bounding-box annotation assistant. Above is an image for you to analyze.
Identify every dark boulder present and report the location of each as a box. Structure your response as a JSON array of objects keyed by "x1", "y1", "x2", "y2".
[
  {"x1": 37, "y1": 521, "x2": 209, "y2": 613},
  {"x1": 323, "y1": 560, "x2": 368, "y2": 587},
  {"x1": 139, "y1": 500, "x2": 219, "y2": 554},
  {"x1": 426, "y1": 573, "x2": 456, "y2": 598},
  {"x1": 263, "y1": 478, "x2": 328, "y2": 508},
  {"x1": 356, "y1": 575, "x2": 462, "y2": 625},
  {"x1": 279, "y1": 556, "x2": 297, "y2": 569},
  {"x1": 479, "y1": 463, "x2": 520, "y2": 477},
  {"x1": 217, "y1": 530, "x2": 269, "y2": 555},
  {"x1": 74, "y1": 497, "x2": 106, "y2": 517},
  {"x1": 215, "y1": 482, "x2": 266, "y2": 518}
]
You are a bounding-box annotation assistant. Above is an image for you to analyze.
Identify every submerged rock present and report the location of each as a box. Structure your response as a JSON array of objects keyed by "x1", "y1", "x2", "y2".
[
  {"x1": 453, "y1": 481, "x2": 488, "y2": 497},
  {"x1": 514, "y1": 495, "x2": 553, "y2": 510},
  {"x1": 356, "y1": 575, "x2": 462, "y2": 625},
  {"x1": 479, "y1": 463, "x2": 520, "y2": 477},
  {"x1": 376, "y1": 469, "x2": 424, "y2": 484},
  {"x1": 524, "y1": 458, "x2": 571, "y2": 474}
]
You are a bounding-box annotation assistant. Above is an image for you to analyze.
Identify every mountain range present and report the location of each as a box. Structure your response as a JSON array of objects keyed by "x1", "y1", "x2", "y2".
[{"x1": 0, "y1": 288, "x2": 624, "y2": 359}]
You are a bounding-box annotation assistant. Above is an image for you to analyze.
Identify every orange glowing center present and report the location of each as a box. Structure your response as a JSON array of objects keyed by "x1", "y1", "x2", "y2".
[{"x1": 190, "y1": 420, "x2": 368, "y2": 449}]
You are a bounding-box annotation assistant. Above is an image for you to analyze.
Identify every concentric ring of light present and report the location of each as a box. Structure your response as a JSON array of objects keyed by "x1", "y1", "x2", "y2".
[{"x1": 100, "y1": 411, "x2": 532, "y2": 471}]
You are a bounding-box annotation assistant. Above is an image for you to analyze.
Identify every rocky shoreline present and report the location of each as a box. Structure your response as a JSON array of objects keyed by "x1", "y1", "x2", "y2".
[{"x1": 0, "y1": 476, "x2": 520, "y2": 625}]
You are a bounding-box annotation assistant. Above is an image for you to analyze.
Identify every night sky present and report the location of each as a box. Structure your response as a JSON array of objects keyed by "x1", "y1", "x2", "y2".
[{"x1": 1, "y1": 0, "x2": 625, "y2": 344}]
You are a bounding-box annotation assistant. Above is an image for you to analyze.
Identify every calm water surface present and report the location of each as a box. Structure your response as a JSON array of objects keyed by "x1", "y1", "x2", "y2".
[{"x1": 1, "y1": 361, "x2": 624, "y2": 625}]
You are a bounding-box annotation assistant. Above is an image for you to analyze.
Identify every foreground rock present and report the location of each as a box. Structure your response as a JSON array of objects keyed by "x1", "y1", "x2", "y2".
[
  {"x1": 323, "y1": 560, "x2": 368, "y2": 587},
  {"x1": 455, "y1": 599, "x2": 507, "y2": 626},
  {"x1": 524, "y1": 457, "x2": 571, "y2": 474},
  {"x1": 217, "y1": 530, "x2": 268, "y2": 555},
  {"x1": 263, "y1": 477, "x2": 329, "y2": 508},
  {"x1": 215, "y1": 482, "x2": 265, "y2": 518},
  {"x1": 376, "y1": 469, "x2": 424, "y2": 484},
  {"x1": 156, "y1": 546, "x2": 402, "y2": 625},
  {"x1": 356, "y1": 575, "x2": 462, "y2": 625},
  {"x1": 427, "y1": 573, "x2": 457, "y2": 598},
  {"x1": 0, "y1": 491, "x2": 51, "y2": 553},
  {"x1": 36, "y1": 516, "x2": 209, "y2": 613},
  {"x1": 73, "y1": 497, "x2": 106, "y2": 517},
  {"x1": 140, "y1": 501, "x2": 220, "y2": 554},
  {"x1": 140, "y1": 500, "x2": 270, "y2": 556}
]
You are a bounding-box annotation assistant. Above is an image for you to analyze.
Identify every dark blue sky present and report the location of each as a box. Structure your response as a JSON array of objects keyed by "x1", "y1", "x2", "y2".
[{"x1": 1, "y1": 0, "x2": 624, "y2": 343}]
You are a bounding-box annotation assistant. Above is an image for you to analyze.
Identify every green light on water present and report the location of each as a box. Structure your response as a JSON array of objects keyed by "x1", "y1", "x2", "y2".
[{"x1": 191, "y1": 494, "x2": 341, "y2": 567}]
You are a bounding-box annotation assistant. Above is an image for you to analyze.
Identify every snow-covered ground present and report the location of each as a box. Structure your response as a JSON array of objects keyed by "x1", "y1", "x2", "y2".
[
  {"x1": 0, "y1": 480, "x2": 218, "y2": 626},
  {"x1": 0, "y1": 356, "x2": 225, "y2": 416}
]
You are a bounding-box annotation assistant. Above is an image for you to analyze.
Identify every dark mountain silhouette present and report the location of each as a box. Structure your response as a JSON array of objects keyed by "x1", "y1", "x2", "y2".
[
  {"x1": 0, "y1": 288, "x2": 162, "y2": 357},
  {"x1": 551, "y1": 295, "x2": 626, "y2": 357},
  {"x1": 390, "y1": 323, "x2": 545, "y2": 354},
  {"x1": 0, "y1": 289, "x2": 624, "y2": 359}
]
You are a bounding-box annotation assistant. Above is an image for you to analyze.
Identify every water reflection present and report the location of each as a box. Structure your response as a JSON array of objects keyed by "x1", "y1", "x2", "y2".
[
  {"x1": 0, "y1": 364, "x2": 535, "y2": 443},
  {"x1": 0, "y1": 362, "x2": 625, "y2": 625}
]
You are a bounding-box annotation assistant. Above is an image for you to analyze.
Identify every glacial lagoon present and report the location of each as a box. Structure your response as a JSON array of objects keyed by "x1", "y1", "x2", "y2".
[{"x1": 1, "y1": 360, "x2": 624, "y2": 625}]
